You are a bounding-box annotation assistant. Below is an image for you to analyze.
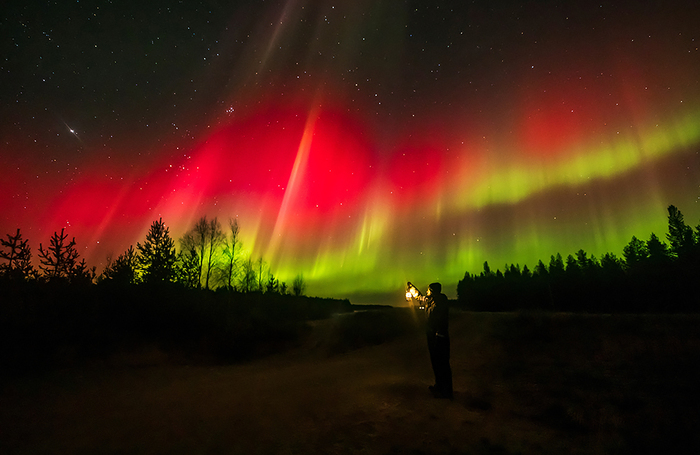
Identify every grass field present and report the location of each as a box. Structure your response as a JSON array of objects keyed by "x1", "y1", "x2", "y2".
[{"x1": 1, "y1": 309, "x2": 699, "y2": 454}]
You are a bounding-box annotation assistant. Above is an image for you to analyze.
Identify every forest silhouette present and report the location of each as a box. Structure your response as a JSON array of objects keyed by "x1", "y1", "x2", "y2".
[
  {"x1": 1, "y1": 204, "x2": 699, "y2": 370},
  {"x1": 457, "y1": 204, "x2": 700, "y2": 313},
  {"x1": 0, "y1": 216, "x2": 346, "y2": 371}
]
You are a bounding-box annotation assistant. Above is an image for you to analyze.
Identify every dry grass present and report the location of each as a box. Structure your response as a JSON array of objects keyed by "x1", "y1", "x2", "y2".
[{"x1": 1, "y1": 310, "x2": 699, "y2": 454}]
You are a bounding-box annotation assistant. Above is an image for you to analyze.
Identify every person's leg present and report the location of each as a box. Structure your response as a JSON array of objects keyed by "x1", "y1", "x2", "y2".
[
  {"x1": 427, "y1": 334, "x2": 439, "y2": 389},
  {"x1": 435, "y1": 336, "x2": 453, "y2": 398}
]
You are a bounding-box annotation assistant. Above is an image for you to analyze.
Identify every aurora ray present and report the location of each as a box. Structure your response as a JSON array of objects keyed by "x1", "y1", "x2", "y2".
[{"x1": 2, "y1": 1, "x2": 699, "y2": 302}]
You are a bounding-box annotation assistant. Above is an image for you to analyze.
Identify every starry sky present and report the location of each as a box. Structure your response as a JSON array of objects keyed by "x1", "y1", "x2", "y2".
[{"x1": 2, "y1": 0, "x2": 700, "y2": 302}]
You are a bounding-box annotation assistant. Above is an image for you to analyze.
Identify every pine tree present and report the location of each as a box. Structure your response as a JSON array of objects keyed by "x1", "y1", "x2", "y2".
[
  {"x1": 137, "y1": 218, "x2": 177, "y2": 284},
  {"x1": 623, "y1": 235, "x2": 648, "y2": 269},
  {"x1": 600, "y1": 252, "x2": 624, "y2": 275},
  {"x1": 565, "y1": 254, "x2": 580, "y2": 275},
  {"x1": 176, "y1": 249, "x2": 201, "y2": 289},
  {"x1": 292, "y1": 274, "x2": 306, "y2": 296},
  {"x1": 178, "y1": 232, "x2": 201, "y2": 288},
  {"x1": 667, "y1": 205, "x2": 694, "y2": 258},
  {"x1": 534, "y1": 259, "x2": 548, "y2": 277},
  {"x1": 38, "y1": 228, "x2": 80, "y2": 281},
  {"x1": 646, "y1": 233, "x2": 670, "y2": 265},
  {"x1": 456, "y1": 271, "x2": 474, "y2": 302},
  {"x1": 0, "y1": 228, "x2": 34, "y2": 280},
  {"x1": 101, "y1": 246, "x2": 137, "y2": 285},
  {"x1": 549, "y1": 253, "x2": 565, "y2": 277},
  {"x1": 71, "y1": 258, "x2": 96, "y2": 286},
  {"x1": 266, "y1": 273, "x2": 279, "y2": 294}
]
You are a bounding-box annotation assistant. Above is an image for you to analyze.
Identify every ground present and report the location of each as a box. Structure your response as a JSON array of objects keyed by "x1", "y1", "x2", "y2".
[{"x1": 1, "y1": 310, "x2": 699, "y2": 454}]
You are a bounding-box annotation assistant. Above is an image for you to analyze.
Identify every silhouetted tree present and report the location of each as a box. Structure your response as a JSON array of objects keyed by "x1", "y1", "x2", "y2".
[
  {"x1": 623, "y1": 236, "x2": 648, "y2": 270},
  {"x1": 667, "y1": 205, "x2": 694, "y2": 258},
  {"x1": 0, "y1": 228, "x2": 34, "y2": 280},
  {"x1": 71, "y1": 258, "x2": 96, "y2": 286},
  {"x1": 482, "y1": 261, "x2": 493, "y2": 277},
  {"x1": 292, "y1": 274, "x2": 306, "y2": 296},
  {"x1": 456, "y1": 271, "x2": 472, "y2": 304},
  {"x1": 256, "y1": 257, "x2": 267, "y2": 292},
  {"x1": 565, "y1": 254, "x2": 579, "y2": 275},
  {"x1": 185, "y1": 217, "x2": 209, "y2": 288},
  {"x1": 575, "y1": 249, "x2": 596, "y2": 275},
  {"x1": 100, "y1": 246, "x2": 137, "y2": 285},
  {"x1": 534, "y1": 259, "x2": 548, "y2": 277},
  {"x1": 455, "y1": 203, "x2": 700, "y2": 313},
  {"x1": 549, "y1": 253, "x2": 565, "y2": 278},
  {"x1": 182, "y1": 216, "x2": 225, "y2": 289},
  {"x1": 204, "y1": 217, "x2": 223, "y2": 290},
  {"x1": 646, "y1": 233, "x2": 670, "y2": 266},
  {"x1": 219, "y1": 218, "x2": 241, "y2": 289},
  {"x1": 266, "y1": 273, "x2": 279, "y2": 294},
  {"x1": 177, "y1": 236, "x2": 201, "y2": 289},
  {"x1": 600, "y1": 252, "x2": 624, "y2": 274},
  {"x1": 137, "y1": 218, "x2": 177, "y2": 284},
  {"x1": 38, "y1": 228, "x2": 81, "y2": 282},
  {"x1": 279, "y1": 281, "x2": 289, "y2": 295},
  {"x1": 240, "y1": 257, "x2": 256, "y2": 293},
  {"x1": 504, "y1": 263, "x2": 520, "y2": 280}
]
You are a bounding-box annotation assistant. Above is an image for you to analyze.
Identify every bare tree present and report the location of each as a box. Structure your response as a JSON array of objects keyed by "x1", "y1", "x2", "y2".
[
  {"x1": 219, "y1": 218, "x2": 241, "y2": 289},
  {"x1": 191, "y1": 216, "x2": 209, "y2": 288},
  {"x1": 204, "y1": 217, "x2": 223, "y2": 290},
  {"x1": 182, "y1": 216, "x2": 224, "y2": 289},
  {"x1": 178, "y1": 233, "x2": 201, "y2": 289},
  {"x1": 240, "y1": 257, "x2": 257, "y2": 293},
  {"x1": 256, "y1": 257, "x2": 267, "y2": 292}
]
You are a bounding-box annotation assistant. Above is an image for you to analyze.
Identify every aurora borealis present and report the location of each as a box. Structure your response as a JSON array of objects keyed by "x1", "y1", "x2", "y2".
[{"x1": 2, "y1": 1, "x2": 700, "y2": 301}]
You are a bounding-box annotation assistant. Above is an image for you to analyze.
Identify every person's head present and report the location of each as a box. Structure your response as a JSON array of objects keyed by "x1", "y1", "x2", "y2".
[{"x1": 428, "y1": 282, "x2": 442, "y2": 296}]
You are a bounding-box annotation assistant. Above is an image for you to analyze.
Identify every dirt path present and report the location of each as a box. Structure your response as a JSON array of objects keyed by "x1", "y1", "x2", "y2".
[{"x1": 2, "y1": 311, "x2": 698, "y2": 454}]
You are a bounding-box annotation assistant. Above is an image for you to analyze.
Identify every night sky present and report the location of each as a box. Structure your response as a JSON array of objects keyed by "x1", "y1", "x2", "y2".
[{"x1": 2, "y1": 0, "x2": 700, "y2": 302}]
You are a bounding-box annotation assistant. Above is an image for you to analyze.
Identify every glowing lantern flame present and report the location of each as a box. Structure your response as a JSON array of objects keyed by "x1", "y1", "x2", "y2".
[{"x1": 405, "y1": 282, "x2": 421, "y2": 300}]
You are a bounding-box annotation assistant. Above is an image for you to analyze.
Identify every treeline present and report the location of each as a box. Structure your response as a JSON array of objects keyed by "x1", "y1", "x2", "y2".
[
  {"x1": 0, "y1": 216, "x2": 352, "y2": 370},
  {"x1": 0, "y1": 216, "x2": 306, "y2": 295},
  {"x1": 457, "y1": 205, "x2": 700, "y2": 313}
]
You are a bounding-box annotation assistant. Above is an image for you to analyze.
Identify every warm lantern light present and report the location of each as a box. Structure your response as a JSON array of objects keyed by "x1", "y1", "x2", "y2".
[{"x1": 406, "y1": 282, "x2": 425, "y2": 310}]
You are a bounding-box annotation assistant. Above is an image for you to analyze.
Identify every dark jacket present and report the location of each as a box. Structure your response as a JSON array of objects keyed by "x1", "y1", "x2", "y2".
[{"x1": 425, "y1": 292, "x2": 449, "y2": 337}]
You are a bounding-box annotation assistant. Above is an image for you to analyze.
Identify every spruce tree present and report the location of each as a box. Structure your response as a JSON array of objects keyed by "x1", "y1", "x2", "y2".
[
  {"x1": 0, "y1": 228, "x2": 34, "y2": 280},
  {"x1": 137, "y1": 218, "x2": 177, "y2": 284},
  {"x1": 623, "y1": 236, "x2": 648, "y2": 270},
  {"x1": 667, "y1": 205, "x2": 694, "y2": 258},
  {"x1": 38, "y1": 228, "x2": 80, "y2": 281},
  {"x1": 101, "y1": 246, "x2": 137, "y2": 285}
]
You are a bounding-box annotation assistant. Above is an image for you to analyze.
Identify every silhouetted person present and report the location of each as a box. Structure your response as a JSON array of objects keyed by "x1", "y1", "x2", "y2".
[{"x1": 410, "y1": 282, "x2": 453, "y2": 399}]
